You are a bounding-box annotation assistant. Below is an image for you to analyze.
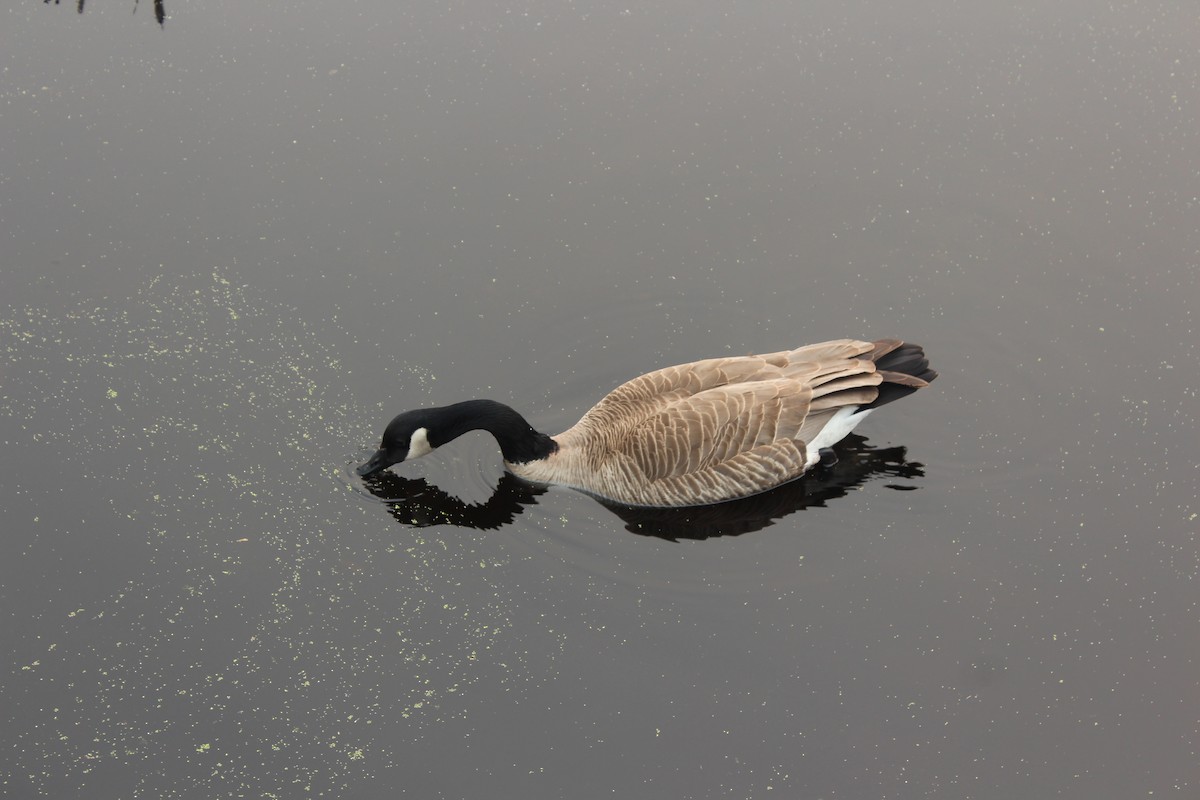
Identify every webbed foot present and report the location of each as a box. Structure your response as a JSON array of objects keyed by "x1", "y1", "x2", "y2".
[{"x1": 817, "y1": 447, "x2": 838, "y2": 468}]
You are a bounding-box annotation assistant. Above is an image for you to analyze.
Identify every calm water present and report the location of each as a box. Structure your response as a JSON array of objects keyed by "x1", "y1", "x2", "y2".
[{"x1": 2, "y1": 2, "x2": 1197, "y2": 798}]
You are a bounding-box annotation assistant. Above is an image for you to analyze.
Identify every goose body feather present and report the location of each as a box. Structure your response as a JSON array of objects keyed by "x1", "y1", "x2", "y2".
[{"x1": 359, "y1": 339, "x2": 937, "y2": 508}]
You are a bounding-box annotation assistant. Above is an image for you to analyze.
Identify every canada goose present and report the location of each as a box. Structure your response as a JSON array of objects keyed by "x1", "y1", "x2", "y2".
[{"x1": 358, "y1": 339, "x2": 937, "y2": 508}]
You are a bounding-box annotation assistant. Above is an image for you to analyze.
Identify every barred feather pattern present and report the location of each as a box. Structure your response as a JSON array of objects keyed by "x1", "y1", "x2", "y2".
[{"x1": 509, "y1": 339, "x2": 933, "y2": 507}]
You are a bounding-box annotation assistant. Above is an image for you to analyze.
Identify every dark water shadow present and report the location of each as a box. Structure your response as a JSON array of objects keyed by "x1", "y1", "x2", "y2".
[{"x1": 360, "y1": 434, "x2": 926, "y2": 541}]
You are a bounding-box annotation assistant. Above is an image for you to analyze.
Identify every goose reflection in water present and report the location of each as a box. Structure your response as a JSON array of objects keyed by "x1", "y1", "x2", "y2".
[{"x1": 359, "y1": 434, "x2": 926, "y2": 542}]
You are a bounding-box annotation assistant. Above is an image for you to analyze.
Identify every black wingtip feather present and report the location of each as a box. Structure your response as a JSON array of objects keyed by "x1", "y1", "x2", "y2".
[{"x1": 863, "y1": 342, "x2": 938, "y2": 410}]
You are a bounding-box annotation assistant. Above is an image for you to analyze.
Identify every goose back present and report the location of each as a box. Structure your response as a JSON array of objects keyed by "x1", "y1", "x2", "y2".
[{"x1": 508, "y1": 338, "x2": 931, "y2": 507}]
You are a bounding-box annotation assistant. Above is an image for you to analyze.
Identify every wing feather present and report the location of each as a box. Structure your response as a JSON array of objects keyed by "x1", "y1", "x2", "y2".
[{"x1": 517, "y1": 338, "x2": 929, "y2": 506}]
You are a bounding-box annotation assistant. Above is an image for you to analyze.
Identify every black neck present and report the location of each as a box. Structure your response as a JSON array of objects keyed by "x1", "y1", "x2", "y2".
[{"x1": 429, "y1": 399, "x2": 557, "y2": 464}]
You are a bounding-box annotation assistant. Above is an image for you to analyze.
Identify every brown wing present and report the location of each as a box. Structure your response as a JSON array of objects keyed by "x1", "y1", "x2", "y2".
[
  {"x1": 569, "y1": 340, "x2": 876, "y2": 436},
  {"x1": 549, "y1": 339, "x2": 900, "y2": 506},
  {"x1": 603, "y1": 380, "x2": 816, "y2": 506}
]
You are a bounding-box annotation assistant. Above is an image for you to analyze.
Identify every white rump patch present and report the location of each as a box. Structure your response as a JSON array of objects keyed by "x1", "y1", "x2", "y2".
[
  {"x1": 406, "y1": 427, "x2": 434, "y2": 460},
  {"x1": 805, "y1": 406, "x2": 872, "y2": 467}
]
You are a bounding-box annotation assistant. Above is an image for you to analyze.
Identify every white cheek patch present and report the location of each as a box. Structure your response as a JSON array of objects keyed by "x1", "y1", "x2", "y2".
[{"x1": 405, "y1": 427, "x2": 434, "y2": 460}]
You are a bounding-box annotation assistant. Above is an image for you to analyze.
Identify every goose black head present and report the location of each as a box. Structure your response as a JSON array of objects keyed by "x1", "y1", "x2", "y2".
[{"x1": 356, "y1": 409, "x2": 437, "y2": 478}]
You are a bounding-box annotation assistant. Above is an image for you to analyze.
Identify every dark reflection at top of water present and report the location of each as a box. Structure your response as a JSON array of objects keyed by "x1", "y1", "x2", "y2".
[
  {"x1": 357, "y1": 433, "x2": 926, "y2": 540},
  {"x1": 45, "y1": 0, "x2": 166, "y2": 26}
]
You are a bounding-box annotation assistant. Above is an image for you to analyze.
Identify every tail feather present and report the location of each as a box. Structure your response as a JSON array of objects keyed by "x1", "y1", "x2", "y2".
[{"x1": 861, "y1": 340, "x2": 938, "y2": 410}]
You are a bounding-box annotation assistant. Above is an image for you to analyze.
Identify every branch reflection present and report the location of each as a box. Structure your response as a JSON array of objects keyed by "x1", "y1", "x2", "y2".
[
  {"x1": 360, "y1": 434, "x2": 926, "y2": 541},
  {"x1": 45, "y1": 0, "x2": 166, "y2": 27}
]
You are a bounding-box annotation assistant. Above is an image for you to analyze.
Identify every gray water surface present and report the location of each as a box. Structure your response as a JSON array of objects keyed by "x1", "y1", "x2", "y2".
[{"x1": 2, "y1": 2, "x2": 1197, "y2": 798}]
